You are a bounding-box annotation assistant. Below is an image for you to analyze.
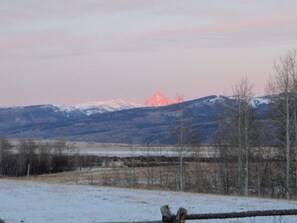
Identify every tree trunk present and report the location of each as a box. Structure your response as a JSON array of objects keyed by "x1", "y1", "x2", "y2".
[
  {"x1": 244, "y1": 111, "x2": 249, "y2": 196},
  {"x1": 179, "y1": 147, "x2": 183, "y2": 192},
  {"x1": 293, "y1": 96, "x2": 297, "y2": 197},
  {"x1": 237, "y1": 102, "x2": 243, "y2": 195},
  {"x1": 194, "y1": 146, "x2": 201, "y2": 192},
  {"x1": 286, "y1": 96, "x2": 291, "y2": 199},
  {"x1": 178, "y1": 103, "x2": 184, "y2": 192}
]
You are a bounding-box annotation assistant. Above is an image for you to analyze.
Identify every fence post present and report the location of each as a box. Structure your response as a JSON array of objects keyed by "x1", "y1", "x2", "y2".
[
  {"x1": 174, "y1": 208, "x2": 187, "y2": 223},
  {"x1": 161, "y1": 205, "x2": 187, "y2": 223},
  {"x1": 161, "y1": 205, "x2": 173, "y2": 222}
]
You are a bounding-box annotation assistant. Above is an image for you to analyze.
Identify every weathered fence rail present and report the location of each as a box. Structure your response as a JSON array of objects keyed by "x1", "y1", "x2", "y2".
[
  {"x1": 185, "y1": 209, "x2": 297, "y2": 220},
  {"x1": 162, "y1": 206, "x2": 297, "y2": 223},
  {"x1": 104, "y1": 205, "x2": 297, "y2": 223}
]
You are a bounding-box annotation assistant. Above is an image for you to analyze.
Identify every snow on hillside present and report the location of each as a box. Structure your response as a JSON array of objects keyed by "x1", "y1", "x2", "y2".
[
  {"x1": 204, "y1": 95, "x2": 271, "y2": 108},
  {"x1": 55, "y1": 99, "x2": 143, "y2": 116},
  {"x1": 203, "y1": 95, "x2": 225, "y2": 103},
  {"x1": 250, "y1": 96, "x2": 270, "y2": 107},
  {"x1": 1, "y1": 179, "x2": 297, "y2": 223}
]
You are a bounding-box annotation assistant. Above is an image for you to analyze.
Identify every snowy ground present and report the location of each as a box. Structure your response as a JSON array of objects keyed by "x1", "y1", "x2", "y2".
[{"x1": 1, "y1": 179, "x2": 297, "y2": 223}]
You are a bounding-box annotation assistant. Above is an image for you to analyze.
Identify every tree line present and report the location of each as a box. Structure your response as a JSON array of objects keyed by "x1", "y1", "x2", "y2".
[{"x1": 0, "y1": 138, "x2": 80, "y2": 176}]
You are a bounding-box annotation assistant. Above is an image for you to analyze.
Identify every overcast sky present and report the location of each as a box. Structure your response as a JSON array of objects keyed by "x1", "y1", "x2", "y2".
[{"x1": 1, "y1": 0, "x2": 297, "y2": 106}]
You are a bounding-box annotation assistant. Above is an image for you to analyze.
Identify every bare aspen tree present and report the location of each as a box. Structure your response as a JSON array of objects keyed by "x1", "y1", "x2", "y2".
[
  {"x1": 233, "y1": 76, "x2": 254, "y2": 196},
  {"x1": 173, "y1": 95, "x2": 199, "y2": 192},
  {"x1": 155, "y1": 145, "x2": 167, "y2": 189},
  {"x1": 177, "y1": 100, "x2": 185, "y2": 191},
  {"x1": 268, "y1": 49, "x2": 297, "y2": 199},
  {"x1": 215, "y1": 77, "x2": 255, "y2": 196},
  {"x1": 291, "y1": 51, "x2": 297, "y2": 196},
  {"x1": 192, "y1": 133, "x2": 202, "y2": 193},
  {"x1": 214, "y1": 120, "x2": 235, "y2": 195},
  {"x1": 173, "y1": 95, "x2": 187, "y2": 191}
]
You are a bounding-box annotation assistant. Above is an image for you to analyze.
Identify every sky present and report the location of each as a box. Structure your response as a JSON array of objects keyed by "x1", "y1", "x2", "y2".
[{"x1": 0, "y1": 0, "x2": 297, "y2": 106}]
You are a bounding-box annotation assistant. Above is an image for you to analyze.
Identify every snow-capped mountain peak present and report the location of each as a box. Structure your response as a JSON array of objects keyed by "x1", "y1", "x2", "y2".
[
  {"x1": 55, "y1": 99, "x2": 143, "y2": 116},
  {"x1": 145, "y1": 91, "x2": 184, "y2": 107},
  {"x1": 145, "y1": 91, "x2": 171, "y2": 107}
]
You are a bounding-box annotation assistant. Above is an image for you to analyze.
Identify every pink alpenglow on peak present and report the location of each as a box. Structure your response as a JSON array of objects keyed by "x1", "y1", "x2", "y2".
[
  {"x1": 145, "y1": 91, "x2": 171, "y2": 106},
  {"x1": 145, "y1": 91, "x2": 184, "y2": 107}
]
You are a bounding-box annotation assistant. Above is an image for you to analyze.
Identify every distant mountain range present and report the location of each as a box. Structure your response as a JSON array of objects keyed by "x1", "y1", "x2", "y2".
[
  {"x1": 0, "y1": 93, "x2": 272, "y2": 145},
  {"x1": 0, "y1": 99, "x2": 142, "y2": 129}
]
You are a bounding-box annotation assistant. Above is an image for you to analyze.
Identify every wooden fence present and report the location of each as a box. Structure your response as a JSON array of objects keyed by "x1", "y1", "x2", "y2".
[
  {"x1": 103, "y1": 205, "x2": 297, "y2": 223},
  {"x1": 161, "y1": 205, "x2": 297, "y2": 223}
]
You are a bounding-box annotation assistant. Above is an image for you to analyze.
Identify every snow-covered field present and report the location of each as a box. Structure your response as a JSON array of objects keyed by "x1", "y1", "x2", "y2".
[{"x1": 1, "y1": 179, "x2": 297, "y2": 223}]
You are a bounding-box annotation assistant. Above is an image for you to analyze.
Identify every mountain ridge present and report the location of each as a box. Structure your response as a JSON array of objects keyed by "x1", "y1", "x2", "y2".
[{"x1": 0, "y1": 94, "x2": 272, "y2": 144}]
